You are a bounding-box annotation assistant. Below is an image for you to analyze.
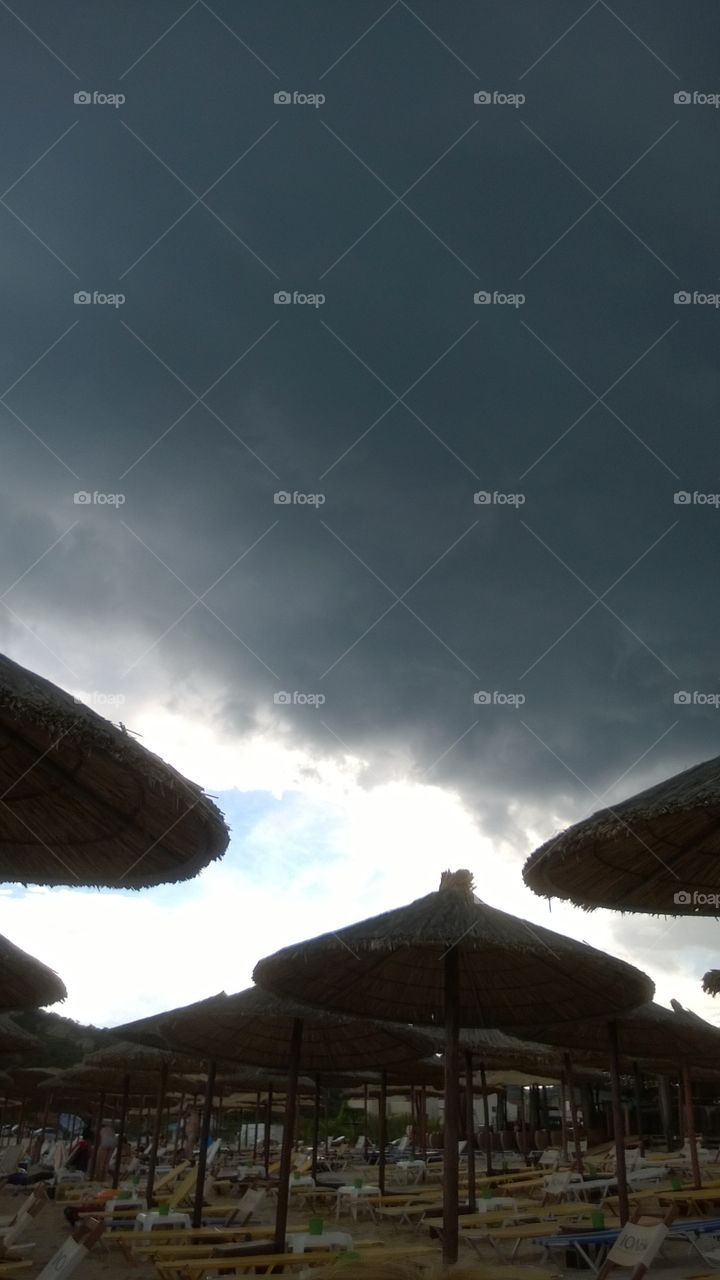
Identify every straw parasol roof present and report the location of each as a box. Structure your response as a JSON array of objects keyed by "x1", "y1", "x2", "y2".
[
  {"x1": 156, "y1": 987, "x2": 433, "y2": 1072},
  {"x1": 0, "y1": 652, "x2": 229, "y2": 888},
  {"x1": 0, "y1": 934, "x2": 65, "y2": 1011},
  {"x1": 519, "y1": 1000, "x2": 720, "y2": 1064},
  {"x1": 703, "y1": 971, "x2": 720, "y2": 997},
  {"x1": 39, "y1": 1064, "x2": 189, "y2": 1095},
  {"x1": 110, "y1": 993, "x2": 225, "y2": 1051},
  {"x1": 253, "y1": 869, "x2": 654, "y2": 1026},
  {"x1": 84, "y1": 1041, "x2": 201, "y2": 1075},
  {"x1": 523, "y1": 753, "x2": 720, "y2": 915},
  {"x1": 6, "y1": 1066, "x2": 58, "y2": 1097},
  {"x1": 0, "y1": 1015, "x2": 42, "y2": 1054}
]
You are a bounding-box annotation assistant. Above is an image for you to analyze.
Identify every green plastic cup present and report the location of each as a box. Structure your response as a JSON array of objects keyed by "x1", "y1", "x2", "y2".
[
  {"x1": 482, "y1": 1188, "x2": 493, "y2": 1200},
  {"x1": 158, "y1": 1201, "x2": 170, "y2": 1217},
  {"x1": 591, "y1": 1211, "x2": 605, "y2": 1230},
  {"x1": 353, "y1": 1177, "x2": 363, "y2": 1189},
  {"x1": 671, "y1": 1176, "x2": 682, "y2": 1191},
  {"x1": 308, "y1": 1216, "x2": 324, "y2": 1236}
]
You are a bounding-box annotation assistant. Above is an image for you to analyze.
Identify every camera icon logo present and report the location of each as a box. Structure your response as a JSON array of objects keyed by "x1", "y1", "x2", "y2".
[
  {"x1": 74, "y1": 90, "x2": 92, "y2": 104},
  {"x1": 674, "y1": 91, "x2": 692, "y2": 104},
  {"x1": 274, "y1": 291, "x2": 291, "y2": 304},
  {"x1": 474, "y1": 91, "x2": 492, "y2": 104},
  {"x1": 673, "y1": 491, "x2": 691, "y2": 504},
  {"x1": 673, "y1": 889, "x2": 692, "y2": 905},
  {"x1": 74, "y1": 291, "x2": 91, "y2": 304},
  {"x1": 473, "y1": 491, "x2": 491, "y2": 505},
  {"x1": 473, "y1": 691, "x2": 492, "y2": 705},
  {"x1": 474, "y1": 291, "x2": 491, "y2": 304},
  {"x1": 274, "y1": 491, "x2": 291, "y2": 504},
  {"x1": 73, "y1": 491, "x2": 92, "y2": 504},
  {"x1": 674, "y1": 291, "x2": 691, "y2": 304},
  {"x1": 274, "y1": 91, "x2": 292, "y2": 104},
  {"x1": 674, "y1": 691, "x2": 692, "y2": 704},
  {"x1": 274, "y1": 691, "x2": 292, "y2": 704}
]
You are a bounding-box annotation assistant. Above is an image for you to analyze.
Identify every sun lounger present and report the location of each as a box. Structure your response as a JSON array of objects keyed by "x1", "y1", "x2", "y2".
[
  {"x1": 35, "y1": 1218, "x2": 105, "y2": 1280},
  {"x1": 154, "y1": 1242, "x2": 436, "y2": 1279}
]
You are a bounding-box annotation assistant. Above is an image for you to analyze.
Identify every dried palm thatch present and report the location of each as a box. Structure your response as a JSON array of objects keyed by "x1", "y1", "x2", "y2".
[
  {"x1": 38, "y1": 1064, "x2": 189, "y2": 1095},
  {"x1": 110, "y1": 993, "x2": 225, "y2": 1051},
  {"x1": 703, "y1": 971, "x2": 720, "y2": 997},
  {"x1": 0, "y1": 1015, "x2": 42, "y2": 1054},
  {"x1": 84, "y1": 1041, "x2": 201, "y2": 1074},
  {"x1": 253, "y1": 869, "x2": 653, "y2": 1026},
  {"x1": 520, "y1": 1000, "x2": 720, "y2": 1065},
  {"x1": 0, "y1": 653, "x2": 229, "y2": 888},
  {"x1": 0, "y1": 934, "x2": 65, "y2": 1011},
  {"x1": 523, "y1": 753, "x2": 720, "y2": 915},
  {"x1": 157, "y1": 986, "x2": 433, "y2": 1072},
  {"x1": 7, "y1": 1066, "x2": 58, "y2": 1097}
]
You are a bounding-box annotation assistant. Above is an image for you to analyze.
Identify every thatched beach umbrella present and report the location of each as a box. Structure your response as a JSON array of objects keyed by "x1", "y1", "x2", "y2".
[
  {"x1": 0, "y1": 653, "x2": 229, "y2": 888},
  {"x1": 521, "y1": 1001, "x2": 720, "y2": 1205},
  {"x1": 253, "y1": 869, "x2": 653, "y2": 1263},
  {"x1": 523, "y1": 752, "x2": 720, "y2": 915},
  {"x1": 0, "y1": 934, "x2": 65, "y2": 1010},
  {"x1": 155, "y1": 986, "x2": 431, "y2": 1247},
  {"x1": 83, "y1": 1042, "x2": 200, "y2": 1203},
  {"x1": 0, "y1": 1015, "x2": 42, "y2": 1054},
  {"x1": 41, "y1": 1062, "x2": 189, "y2": 1188}
]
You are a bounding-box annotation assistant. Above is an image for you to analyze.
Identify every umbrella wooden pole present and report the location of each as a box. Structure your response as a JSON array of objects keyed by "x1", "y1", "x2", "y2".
[
  {"x1": 443, "y1": 946, "x2": 460, "y2": 1266},
  {"x1": 421, "y1": 1084, "x2": 427, "y2": 1159},
  {"x1": 363, "y1": 1082, "x2": 369, "y2": 1160},
  {"x1": 559, "y1": 1075, "x2": 569, "y2": 1163},
  {"x1": 264, "y1": 1083, "x2": 273, "y2": 1175},
  {"x1": 173, "y1": 1091, "x2": 185, "y2": 1163},
  {"x1": 658, "y1": 1074, "x2": 672, "y2": 1151},
  {"x1": 632, "y1": 1061, "x2": 645, "y2": 1156},
  {"x1": 192, "y1": 1059, "x2": 216, "y2": 1228},
  {"x1": 378, "y1": 1070, "x2": 388, "y2": 1195},
  {"x1": 311, "y1": 1075, "x2": 321, "y2": 1182},
  {"x1": 479, "y1": 1061, "x2": 492, "y2": 1176},
  {"x1": 112, "y1": 1073, "x2": 130, "y2": 1190},
  {"x1": 253, "y1": 1089, "x2": 261, "y2": 1160},
  {"x1": 465, "y1": 1050, "x2": 476, "y2": 1211},
  {"x1": 274, "y1": 1017, "x2": 303, "y2": 1253},
  {"x1": 607, "y1": 1021, "x2": 629, "y2": 1225},
  {"x1": 146, "y1": 1063, "x2": 168, "y2": 1209},
  {"x1": 682, "y1": 1064, "x2": 702, "y2": 1189},
  {"x1": 563, "y1": 1054, "x2": 584, "y2": 1174},
  {"x1": 89, "y1": 1089, "x2": 104, "y2": 1181},
  {"x1": 36, "y1": 1089, "x2": 52, "y2": 1163}
]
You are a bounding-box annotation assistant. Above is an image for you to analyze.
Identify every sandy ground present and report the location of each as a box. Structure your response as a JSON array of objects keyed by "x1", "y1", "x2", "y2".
[{"x1": 1, "y1": 1182, "x2": 717, "y2": 1279}]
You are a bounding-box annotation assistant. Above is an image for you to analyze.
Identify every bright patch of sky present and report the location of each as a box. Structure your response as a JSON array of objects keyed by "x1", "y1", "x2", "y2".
[{"x1": 1, "y1": 707, "x2": 718, "y2": 1031}]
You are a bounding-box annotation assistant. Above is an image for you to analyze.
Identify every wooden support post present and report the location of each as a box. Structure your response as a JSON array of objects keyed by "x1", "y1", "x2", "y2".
[
  {"x1": 378, "y1": 1071, "x2": 388, "y2": 1195},
  {"x1": 465, "y1": 1050, "x2": 476, "y2": 1211},
  {"x1": 564, "y1": 1054, "x2": 584, "y2": 1174},
  {"x1": 264, "y1": 1084, "x2": 273, "y2": 1175},
  {"x1": 274, "y1": 1018, "x2": 303, "y2": 1253},
  {"x1": 192, "y1": 1060, "x2": 217, "y2": 1228},
  {"x1": 607, "y1": 1021, "x2": 629, "y2": 1225},
  {"x1": 311, "y1": 1075, "x2": 321, "y2": 1182},
  {"x1": 480, "y1": 1062, "x2": 492, "y2": 1177},
  {"x1": 682, "y1": 1063, "x2": 702, "y2": 1189},
  {"x1": 112, "y1": 1075, "x2": 130, "y2": 1191},
  {"x1": 146, "y1": 1064, "x2": 168, "y2": 1209},
  {"x1": 443, "y1": 946, "x2": 460, "y2": 1266}
]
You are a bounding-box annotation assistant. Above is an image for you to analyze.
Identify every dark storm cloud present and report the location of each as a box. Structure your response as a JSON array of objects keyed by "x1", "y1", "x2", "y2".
[{"x1": 2, "y1": 0, "x2": 720, "y2": 842}]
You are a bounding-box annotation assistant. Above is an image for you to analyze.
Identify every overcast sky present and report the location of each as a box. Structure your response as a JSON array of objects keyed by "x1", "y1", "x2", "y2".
[{"x1": 2, "y1": 0, "x2": 720, "y2": 1028}]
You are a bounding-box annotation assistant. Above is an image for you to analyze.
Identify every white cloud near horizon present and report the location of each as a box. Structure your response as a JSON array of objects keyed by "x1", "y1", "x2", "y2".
[{"x1": 1, "y1": 706, "x2": 719, "y2": 1032}]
